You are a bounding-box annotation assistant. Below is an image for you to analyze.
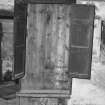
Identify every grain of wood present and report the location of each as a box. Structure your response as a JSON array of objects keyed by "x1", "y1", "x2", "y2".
[
  {"x1": 21, "y1": 4, "x2": 71, "y2": 91},
  {"x1": 19, "y1": 4, "x2": 71, "y2": 105}
]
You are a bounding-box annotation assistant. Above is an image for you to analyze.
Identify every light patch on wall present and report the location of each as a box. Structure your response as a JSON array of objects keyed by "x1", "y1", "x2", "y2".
[
  {"x1": 0, "y1": 0, "x2": 14, "y2": 10},
  {"x1": 0, "y1": 0, "x2": 14, "y2": 5}
]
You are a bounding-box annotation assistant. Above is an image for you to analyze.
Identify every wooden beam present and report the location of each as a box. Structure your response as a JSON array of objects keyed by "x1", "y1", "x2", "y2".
[
  {"x1": 0, "y1": 9, "x2": 13, "y2": 19},
  {"x1": 16, "y1": 93, "x2": 70, "y2": 98},
  {"x1": 25, "y1": 0, "x2": 76, "y2": 4},
  {"x1": 17, "y1": 90, "x2": 70, "y2": 98},
  {"x1": 17, "y1": 90, "x2": 70, "y2": 94}
]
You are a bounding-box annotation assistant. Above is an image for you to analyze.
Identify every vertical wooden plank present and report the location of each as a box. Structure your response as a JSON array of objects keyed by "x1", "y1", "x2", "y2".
[
  {"x1": 53, "y1": 4, "x2": 70, "y2": 89},
  {"x1": 42, "y1": 4, "x2": 55, "y2": 89},
  {"x1": 21, "y1": 4, "x2": 46, "y2": 90}
]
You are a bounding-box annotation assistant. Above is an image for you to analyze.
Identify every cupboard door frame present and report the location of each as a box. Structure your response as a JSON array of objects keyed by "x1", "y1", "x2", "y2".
[
  {"x1": 69, "y1": 4, "x2": 95, "y2": 79},
  {"x1": 13, "y1": 0, "x2": 27, "y2": 79}
]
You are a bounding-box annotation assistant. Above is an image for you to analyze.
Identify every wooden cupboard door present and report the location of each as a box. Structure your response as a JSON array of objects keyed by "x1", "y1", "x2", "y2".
[
  {"x1": 13, "y1": 0, "x2": 27, "y2": 79},
  {"x1": 69, "y1": 4, "x2": 95, "y2": 79}
]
